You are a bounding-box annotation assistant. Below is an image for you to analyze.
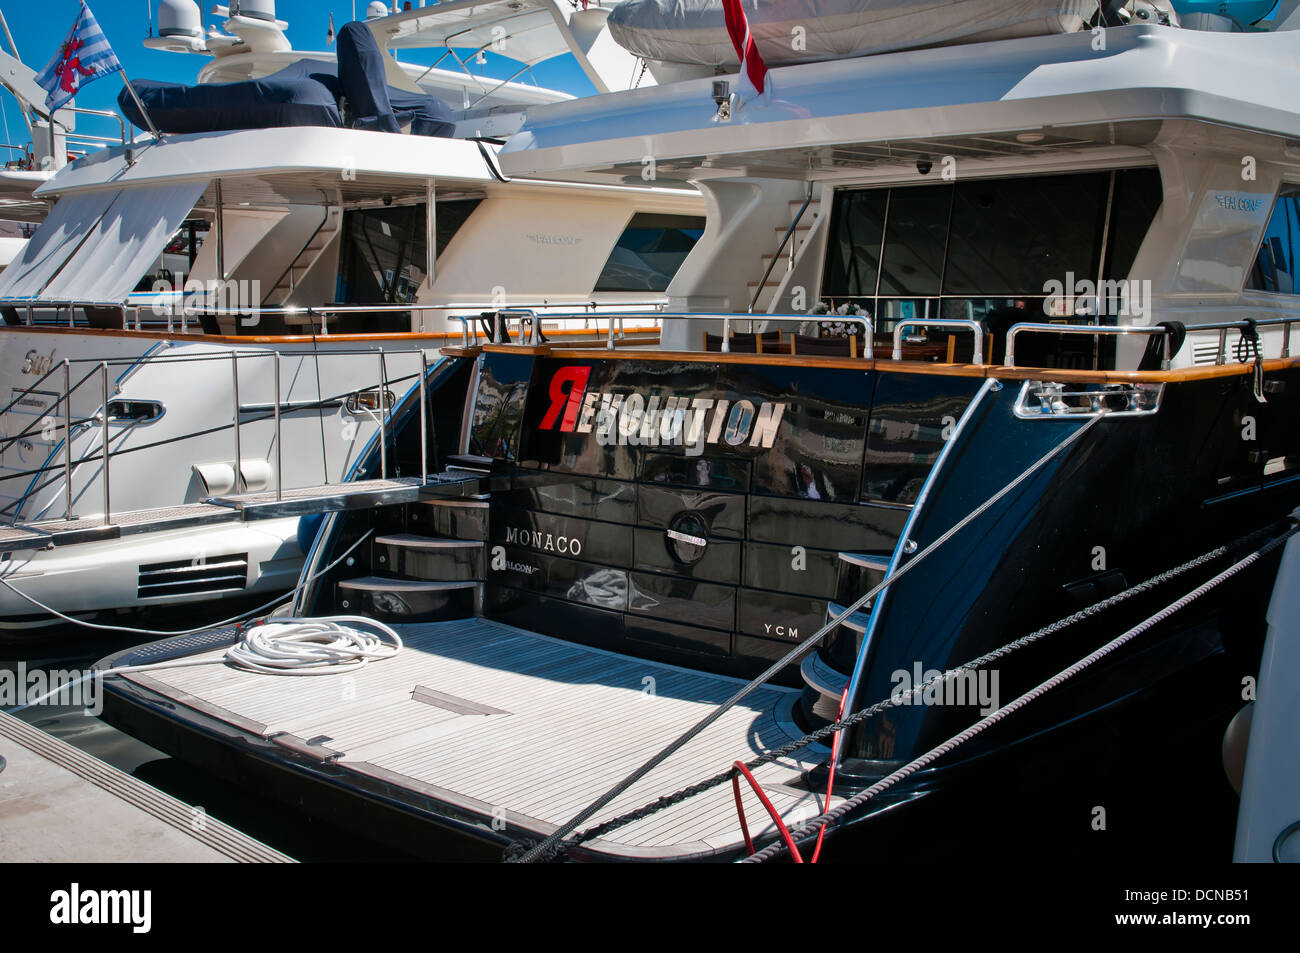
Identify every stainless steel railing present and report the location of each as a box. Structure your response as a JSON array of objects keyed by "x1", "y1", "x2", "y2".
[
  {"x1": 456, "y1": 310, "x2": 876, "y2": 356},
  {"x1": 1, "y1": 345, "x2": 435, "y2": 526},
  {"x1": 1006, "y1": 316, "x2": 1300, "y2": 368},
  {"x1": 1003, "y1": 323, "x2": 1168, "y2": 368},
  {"x1": 6, "y1": 297, "x2": 668, "y2": 336},
  {"x1": 893, "y1": 319, "x2": 986, "y2": 364}
]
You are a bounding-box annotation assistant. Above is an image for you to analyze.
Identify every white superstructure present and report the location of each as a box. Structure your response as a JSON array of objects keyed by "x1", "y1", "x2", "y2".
[{"x1": 0, "y1": 2, "x2": 701, "y2": 625}]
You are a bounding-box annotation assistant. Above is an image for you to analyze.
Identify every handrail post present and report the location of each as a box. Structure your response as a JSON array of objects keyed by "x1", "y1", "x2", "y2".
[
  {"x1": 273, "y1": 352, "x2": 282, "y2": 502},
  {"x1": 607, "y1": 314, "x2": 615, "y2": 350},
  {"x1": 231, "y1": 352, "x2": 243, "y2": 492},
  {"x1": 722, "y1": 314, "x2": 731, "y2": 353},
  {"x1": 100, "y1": 362, "x2": 111, "y2": 526},
  {"x1": 862, "y1": 317, "x2": 874, "y2": 359},
  {"x1": 378, "y1": 349, "x2": 387, "y2": 480},
  {"x1": 419, "y1": 352, "x2": 429, "y2": 484},
  {"x1": 62, "y1": 360, "x2": 73, "y2": 521}
]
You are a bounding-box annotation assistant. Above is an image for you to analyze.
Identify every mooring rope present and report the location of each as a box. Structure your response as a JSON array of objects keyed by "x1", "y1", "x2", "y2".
[
  {"x1": 538, "y1": 519, "x2": 1286, "y2": 857},
  {"x1": 741, "y1": 520, "x2": 1300, "y2": 863}
]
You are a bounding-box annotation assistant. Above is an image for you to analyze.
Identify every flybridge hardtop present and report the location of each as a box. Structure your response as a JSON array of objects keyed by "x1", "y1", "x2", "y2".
[
  {"x1": 500, "y1": 21, "x2": 1300, "y2": 179},
  {"x1": 607, "y1": 0, "x2": 1102, "y2": 71}
]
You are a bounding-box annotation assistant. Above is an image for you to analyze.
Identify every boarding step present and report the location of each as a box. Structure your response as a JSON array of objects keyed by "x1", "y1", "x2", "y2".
[
  {"x1": 373, "y1": 534, "x2": 485, "y2": 582},
  {"x1": 0, "y1": 523, "x2": 52, "y2": 552},
  {"x1": 445, "y1": 454, "x2": 493, "y2": 474},
  {"x1": 819, "y1": 599, "x2": 875, "y2": 674},
  {"x1": 336, "y1": 576, "x2": 478, "y2": 622},
  {"x1": 800, "y1": 652, "x2": 851, "y2": 721},
  {"x1": 827, "y1": 600, "x2": 872, "y2": 634},
  {"x1": 209, "y1": 478, "x2": 426, "y2": 520},
  {"x1": 836, "y1": 551, "x2": 892, "y2": 605},
  {"x1": 410, "y1": 497, "x2": 490, "y2": 541},
  {"x1": 838, "y1": 552, "x2": 891, "y2": 573},
  {"x1": 3, "y1": 503, "x2": 241, "y2": 550}
]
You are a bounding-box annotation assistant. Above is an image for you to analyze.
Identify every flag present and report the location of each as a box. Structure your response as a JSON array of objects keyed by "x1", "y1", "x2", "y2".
[
  {"x1": 34, "y1": 2, "x2": 122, "y2": 115},
  {"x1": 328, "y1": 13, "x2": 336, "y2": 46},
  {"x1": 721, "y1": 0, "x2": 768, "y2": 105}
]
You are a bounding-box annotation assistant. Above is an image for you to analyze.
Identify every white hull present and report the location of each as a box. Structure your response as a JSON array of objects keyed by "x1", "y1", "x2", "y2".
[
  {"x1": 0, "y1": 329, "x2": 433, "y2": 621},
  {"x1": 0, "y1": 518, "x2": 301, "y2": 623}
]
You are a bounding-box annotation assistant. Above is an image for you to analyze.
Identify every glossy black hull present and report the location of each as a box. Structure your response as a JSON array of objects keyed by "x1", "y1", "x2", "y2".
[{"x1": 98, "y1": 348, "x2": 1297, "y2": 861}]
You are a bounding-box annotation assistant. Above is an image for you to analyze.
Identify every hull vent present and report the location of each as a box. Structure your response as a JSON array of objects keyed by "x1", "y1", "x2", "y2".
[{"x1": 137, "y1": 552, "x2": 249, "y2": 600}]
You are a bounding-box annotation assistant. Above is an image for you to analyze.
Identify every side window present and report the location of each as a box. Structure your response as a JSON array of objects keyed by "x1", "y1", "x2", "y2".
[
  {"x1": 1246, "y1": 186, "x2": 1300, "y2": 294},
  {"x1": 593, "y1": 213, "x2": 705, "y2": 293}
]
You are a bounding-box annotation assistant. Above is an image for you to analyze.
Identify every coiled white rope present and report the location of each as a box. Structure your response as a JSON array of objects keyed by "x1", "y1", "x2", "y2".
[
  {"x1": 224, "y1": 616, "x2": 403, "y2": 676},
  {"x1": 5, "y1": 615, "x2": 404, "y2": 714}
]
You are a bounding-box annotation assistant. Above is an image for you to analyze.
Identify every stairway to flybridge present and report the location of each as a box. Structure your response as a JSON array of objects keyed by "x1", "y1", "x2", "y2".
[
  {"x1": 748, "y1": 197, "x2": 822, "y2": 313},
  {"x1": 265, "y1": 207, "x2": 341, "y2": 308}
]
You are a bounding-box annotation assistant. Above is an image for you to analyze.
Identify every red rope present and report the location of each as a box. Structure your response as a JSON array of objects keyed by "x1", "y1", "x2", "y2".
[
  {"x1": 809, "y1": 687, "x2": 849, "y2": 863},
  {"x1": 731, "y1": 761, "x2": 803, "y2": 862},
  {"x1": 730, "y1": 685, "x2": 849, "y2": 863}
]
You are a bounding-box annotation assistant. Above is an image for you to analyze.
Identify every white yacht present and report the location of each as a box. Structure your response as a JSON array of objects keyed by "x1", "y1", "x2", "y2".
[{"x1": 0, "y1": 1, "x2": 703, "y2": 626}]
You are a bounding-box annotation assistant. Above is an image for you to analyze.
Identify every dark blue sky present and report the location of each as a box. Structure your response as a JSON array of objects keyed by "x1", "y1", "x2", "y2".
[{"x1": 0, "y1": 1, "x2": 593, "y2": 146}]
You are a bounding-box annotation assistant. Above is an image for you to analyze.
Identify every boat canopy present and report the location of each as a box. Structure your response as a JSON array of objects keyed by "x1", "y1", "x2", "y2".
[
  {"x1": 0, "y1": 180, "x2": 206, "y2": 302},
  {"x1": 607, "y1": 0, "x2": 1098, "y2": 67},
  {"x1": 118, "y1": 22, "x2": 454, "y2": 138}
]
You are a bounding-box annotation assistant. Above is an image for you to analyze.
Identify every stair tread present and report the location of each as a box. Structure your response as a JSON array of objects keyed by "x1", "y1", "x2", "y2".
[
  {"x1": 839, "y1": 552, "x2": 891, "y2": 571},
  {"x1": 374, "y1": 534, "x2": 483, "y2": 550},
  {"x1": 801, "y1": 653, "x2": 849, "y2": 699},
  {"x1": 419, "y1": 498, "x2": 490, "y2": 510},
  {"x1": 338, "y1": 575, "x2": 477, "y2": 592},
  {"x1": 827, "y1": 601, "x2": 872, "y2": 632}
]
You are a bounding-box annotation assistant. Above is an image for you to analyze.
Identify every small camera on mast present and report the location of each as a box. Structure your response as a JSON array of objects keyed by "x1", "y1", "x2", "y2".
[{"x1": 712, "y1": 80, "x2": 732, "y2": 122}]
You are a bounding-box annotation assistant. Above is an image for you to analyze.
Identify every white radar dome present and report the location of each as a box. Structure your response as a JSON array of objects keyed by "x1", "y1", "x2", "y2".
[{"x1": 158, "y1": 0, "x2": 202, "y2": 39}]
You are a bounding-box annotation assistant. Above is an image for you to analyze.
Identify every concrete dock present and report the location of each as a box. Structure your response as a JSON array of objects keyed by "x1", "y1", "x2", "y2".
[{"x1": 0, "y1": 710, "x2": 291, "y2": 862}]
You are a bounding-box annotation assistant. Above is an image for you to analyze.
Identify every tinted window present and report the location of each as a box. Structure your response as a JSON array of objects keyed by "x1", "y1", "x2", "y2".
[
  {"x1": 823, "y1": 189, "x2": 887, "y2": 298},
  {"x1": 338, "y1": 205, "x2": 427, "y2": 304},
  {"x1": 593, "y1": 213, "x2": 705, "y2": 292},
  {"x1": 821, "y1": 169, "x2": 1161, "y2": 309},
  {"x1": 1104, "y1": 167, "x2": 1162, "y2": 280},
  {"x1": 878, "y1": 185, "x2": 948, "y2": 296},
  {"x1": 434, "y1": 199, "x2": 481, "y2": 258},
  {"x1": 337, "y1": 199, "x2": 481, "y2": 305},
  {"x1": 1247, "y1": 185, "x2": 1300, "y2": 294},
  {"x1": 944, "y1": 172, "x2": 1108, "y2": 295}
]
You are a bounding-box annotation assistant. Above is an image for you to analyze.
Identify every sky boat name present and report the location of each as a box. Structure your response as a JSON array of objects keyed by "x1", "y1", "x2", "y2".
[{"x1": 539, "y1": 366, "x2": 788, "y2": 455}]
